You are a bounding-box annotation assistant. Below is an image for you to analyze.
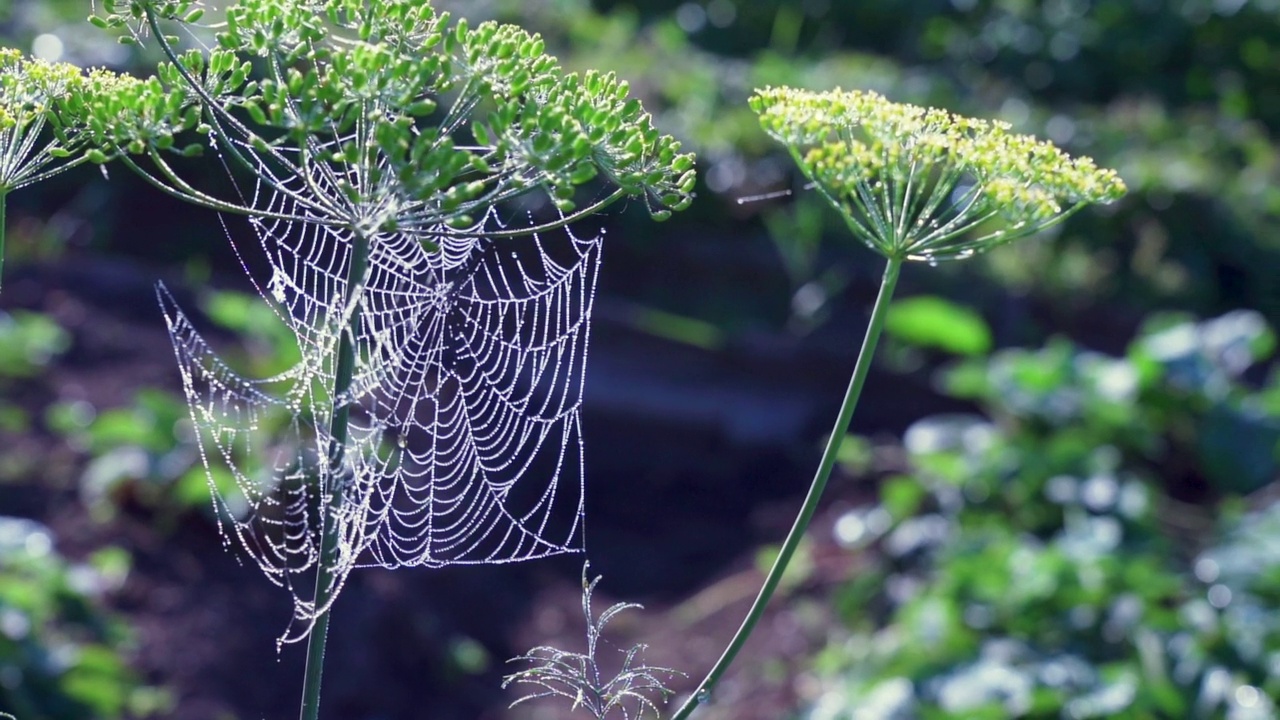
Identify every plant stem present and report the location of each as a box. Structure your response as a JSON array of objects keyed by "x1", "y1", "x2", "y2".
[
  {"x1": 1, "y1": 191, "x2": 8, "y2": 294},
  {"x1": 299, "y1": 231, "x2": 370, "y2": 720},
  {"x1": 669, "y1": 255, "x2": 902, "y2": 720}
]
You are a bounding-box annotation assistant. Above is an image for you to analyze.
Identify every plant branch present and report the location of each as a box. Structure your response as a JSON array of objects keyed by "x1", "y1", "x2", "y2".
[
  {"x1": 116, "y1": 153, "x2": 340, "y2": 226},
  {"x1": 668, "y1": 254, "x2": 903, "y2": 720},
  {"x1": 299, "y1": 228, "x2": 370, "y2": 720},
  {"x1": 143, "y1": 6, "x2": 301, "y2": 191},
  {"x1": 481, "y1": 188, "x2": 627, "y2": 238}
]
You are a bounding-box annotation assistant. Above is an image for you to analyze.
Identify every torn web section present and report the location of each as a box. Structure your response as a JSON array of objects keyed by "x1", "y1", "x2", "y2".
[{"x1": 156, "y1": 284, "x2": 378, "y2": 644}]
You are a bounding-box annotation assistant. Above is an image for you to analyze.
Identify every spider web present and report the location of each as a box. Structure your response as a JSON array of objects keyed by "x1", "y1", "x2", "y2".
[{"x1": 159, "y1": 169, "x2": 601, "y2": 643}]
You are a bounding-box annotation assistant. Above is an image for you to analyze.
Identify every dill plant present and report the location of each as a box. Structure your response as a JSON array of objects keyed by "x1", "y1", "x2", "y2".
[
  {"x1": 0, "y1": 0, "x2": 696, "y2": 718},
  {"x1": 503, "y1": 87, "x2": 1126, "y2": 720},
  {"x1": 661, "y1": 88, "x2": 1126, "y2": 719}
]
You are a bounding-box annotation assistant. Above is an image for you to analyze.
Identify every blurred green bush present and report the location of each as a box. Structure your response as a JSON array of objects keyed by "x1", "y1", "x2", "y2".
[
  {"x1": 810, "y1": 309, "x2": 1280, "y2": 718},
  {"x1": 0, "y1": 517, "x2": 168, "y2": 719},
  {"x1": 0, "y1": 311, "x2": 68, "y2": 437}
]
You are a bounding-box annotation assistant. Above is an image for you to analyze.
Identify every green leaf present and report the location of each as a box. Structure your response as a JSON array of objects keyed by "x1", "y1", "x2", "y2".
[
  {"x1": 881, "y1": 475, "x2": 926, "y2": 520},
  {"x1": 884, "y1": 295, "x2": 992, "y2": 356}
]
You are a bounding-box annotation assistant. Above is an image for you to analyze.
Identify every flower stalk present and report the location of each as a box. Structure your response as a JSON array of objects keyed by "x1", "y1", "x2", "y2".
[
  {"x1": 299, "y1": 229, "x2": 370, "y2": 720},
  {"x1": 670, "y1": 255, "x2": 901, "y2": 720}
]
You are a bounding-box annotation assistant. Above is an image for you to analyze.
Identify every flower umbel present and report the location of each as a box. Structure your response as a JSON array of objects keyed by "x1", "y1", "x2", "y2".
[
  {"x1": 86, "y1": 0, "x2": 697, "y2": 236},
  {"x1": 0, "y1": 47, "x2": 142, "y2": 292},
  {"x1": 0, "y1": 47, "x2": 93, "y2": 190},
  {"x1": 750, "y1": 87, "x2": 1127, "y2": 261}
]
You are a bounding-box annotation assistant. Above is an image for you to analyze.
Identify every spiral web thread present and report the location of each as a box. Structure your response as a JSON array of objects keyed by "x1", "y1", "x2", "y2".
[{"x1": 158, "y1": 152, "x2": 602, "y2": 643}]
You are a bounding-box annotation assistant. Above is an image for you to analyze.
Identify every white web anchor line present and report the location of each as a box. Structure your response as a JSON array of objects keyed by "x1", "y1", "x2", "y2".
[{"x1": 160, "y1": 202, "x2": 603, "y2": 643}]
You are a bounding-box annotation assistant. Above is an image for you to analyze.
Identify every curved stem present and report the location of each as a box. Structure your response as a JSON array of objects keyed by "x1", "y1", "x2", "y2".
[
  {"x1": 299, "y1": 230, "x2": 370, "y2": 720},
  {"x1": 668, "y1": 254, "x2": 903, "y2": 720},
  {"x1": 13, "y1": 153, "x2": 88, "y2": 189},
  {"x1": 117, "y1": 154, "x2": 338, "y2": 226}
]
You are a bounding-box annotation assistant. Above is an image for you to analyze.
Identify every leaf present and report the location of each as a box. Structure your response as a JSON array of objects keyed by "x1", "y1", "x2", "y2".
[
  {"x1": 884, "y1": 295, "x2": 992, "y2": 356},
  {"x1": 881, "y1": 476, "x2": 927, "y2": 520}
]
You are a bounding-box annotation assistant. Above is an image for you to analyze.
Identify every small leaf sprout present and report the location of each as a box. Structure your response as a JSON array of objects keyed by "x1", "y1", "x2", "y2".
[{"x1": 504, "y1": 562, "x2": 682, "y2": 719}]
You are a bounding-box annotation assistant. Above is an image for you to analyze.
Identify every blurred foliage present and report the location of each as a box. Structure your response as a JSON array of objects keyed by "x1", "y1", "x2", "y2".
[
  {"x1": 884, "y1": 297, "x2": 994, "y2": 357},
  {"x1": 441, "y1": 0, "x2": 1280, "y2": 334},
  {"x1": 46, "y1": 388, "x2": 212, "y2": 526},
  {"x1": 0, "y1": 312, "x2": 66, "y2": 379},
  {"x1": 0, "y1": 311, "x2": 67, "y2": 435},
  {"x1": 811, "y1": 309, "x2": 1280, "y2": 718},
  {"x1": 0, "y1": 517, "x2": 169, "y2": 720}
]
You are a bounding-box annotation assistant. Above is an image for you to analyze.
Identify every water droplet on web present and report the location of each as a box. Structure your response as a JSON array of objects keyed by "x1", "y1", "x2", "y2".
[{"x1": 696, "y1": 688, "x2": 712, "y2": 704}]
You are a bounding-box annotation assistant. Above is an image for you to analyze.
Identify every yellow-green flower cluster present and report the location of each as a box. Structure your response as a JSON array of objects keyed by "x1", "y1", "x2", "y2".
[
  {"x1": 0, "y1": 45, "x2": 199, "y2": 191},
  {"x1": 0, "y1": 48, "x2": 94, "y2": 190},
  {"x1": 750, "y1": 86, "x2": 1126, "y2": 262}
]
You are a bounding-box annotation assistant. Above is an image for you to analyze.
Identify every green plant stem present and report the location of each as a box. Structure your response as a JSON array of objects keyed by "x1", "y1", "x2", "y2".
[
  {"x1": 299, "y1": 231, "x2": 370, "y2": 720},
  {"x1": 1, "y1": 190, "x2": 8, "y2": 294},
  {"x1": 669, "y1": 255, "x2": 902, "y2": 720}
]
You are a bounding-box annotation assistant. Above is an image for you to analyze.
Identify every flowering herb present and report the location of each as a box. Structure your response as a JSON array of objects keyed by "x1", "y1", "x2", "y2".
[
  {"x1": 750, "y1": 87, "x2": 1126, "y2": 262},
  {"x1": 71, "y1": 3, "x2": 698, "y2": 720},
  {"x1": 85, "y1": 0, "x2": 696, "y2": 236},
  {"x1": 0, "y1": 49, "x2": 130, "y2": 290},
  {"x1": 670, "y1": 88, "x2": 1126, "y2": 720}
]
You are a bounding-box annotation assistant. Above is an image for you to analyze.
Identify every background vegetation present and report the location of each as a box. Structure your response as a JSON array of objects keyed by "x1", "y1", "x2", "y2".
[{"x1": 1, "y1": 0, "x2": 1277, "y2": 718}]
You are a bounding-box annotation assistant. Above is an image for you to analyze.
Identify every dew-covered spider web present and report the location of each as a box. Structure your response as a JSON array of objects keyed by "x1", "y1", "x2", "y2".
[{"x1": 159, "y1": 154, "x2": 601, "y2": 644}]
